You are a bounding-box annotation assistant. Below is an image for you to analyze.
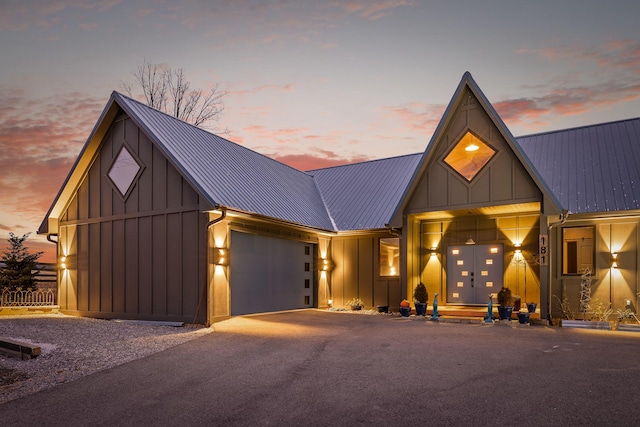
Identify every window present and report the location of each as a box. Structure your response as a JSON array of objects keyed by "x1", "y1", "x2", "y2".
[
  {"x1": 443, "y1": 131, "x2": 496, "y2": 182},
  {"x1": 379, "y1": 238, "x2": 400, "y2": 277},
  {"x1": 562, "y1": 226, "x2": 594, "y2": 275},
  {"x1": 107, "y1": 145, "x2": 143, "y2": 198}
]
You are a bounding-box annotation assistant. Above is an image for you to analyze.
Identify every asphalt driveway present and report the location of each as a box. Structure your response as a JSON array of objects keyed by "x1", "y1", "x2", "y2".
[{"x1": 3, "y1": 310, "x2": 640, "y2": 426}]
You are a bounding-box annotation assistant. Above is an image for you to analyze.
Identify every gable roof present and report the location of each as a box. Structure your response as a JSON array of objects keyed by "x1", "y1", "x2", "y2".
[
  {"x1": 518, "y1": 117, "x2": 640, "y2": 214},
  {"x1": 114, "y1": 92, "x2": 335, "y2": 230},
  {"x1": 40, "y1": 82, "x2": 640, "y2": 238},
  {"x1": 309, "y1": 154, "x2": 422, "y2": 230},
  {"x1": 389, "y1": 72, "x2": 563, "y2": 227}
]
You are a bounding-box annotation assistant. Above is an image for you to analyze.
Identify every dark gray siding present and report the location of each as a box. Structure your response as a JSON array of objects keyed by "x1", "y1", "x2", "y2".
[{"x1": 58, "y1": 112, "x2": 209, "y2": 323}]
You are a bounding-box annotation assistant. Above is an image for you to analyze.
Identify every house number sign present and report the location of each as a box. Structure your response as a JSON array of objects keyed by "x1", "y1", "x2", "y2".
[{"x1": 539, "y1": 234, "x2": 548, "y2": 266}]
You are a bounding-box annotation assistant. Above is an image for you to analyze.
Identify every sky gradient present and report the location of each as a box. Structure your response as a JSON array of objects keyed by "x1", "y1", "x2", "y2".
[{"x1": 1, "y1": 0, "x2": 639, "y2": 262}]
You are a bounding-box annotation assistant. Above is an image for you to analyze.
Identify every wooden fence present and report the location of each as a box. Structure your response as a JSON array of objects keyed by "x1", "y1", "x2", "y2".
[{"x1": 0, "y1": 263, "x2": 57, "y2": 307}]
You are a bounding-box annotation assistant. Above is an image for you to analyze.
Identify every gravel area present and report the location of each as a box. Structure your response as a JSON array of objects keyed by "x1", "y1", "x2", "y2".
[{"x1": 0, "y1": 314, "x2": 213, "y2": 404}]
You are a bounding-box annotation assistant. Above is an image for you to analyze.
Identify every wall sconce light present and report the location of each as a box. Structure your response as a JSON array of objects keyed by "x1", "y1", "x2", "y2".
[
  {"x1": 321, "y1": 258, "x2": 335, "y2": 271},
  {"x1": 213, "y1": 248, "x2": 228, "y2": 266},
  {"x1": 611, "y1": 253, "x2": 618, "y2": 269},
  {"x1": 60, "y1": 256, "x2": 67, "y2": 270},
  {"x1": 430, "y1": 247, "x2": 438, "y2": 257}
]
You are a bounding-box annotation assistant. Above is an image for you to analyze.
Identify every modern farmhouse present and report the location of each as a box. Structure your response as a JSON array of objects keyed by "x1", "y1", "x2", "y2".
[{"x1": 39, "y1": 72, "x2": 640, "y2": 325}]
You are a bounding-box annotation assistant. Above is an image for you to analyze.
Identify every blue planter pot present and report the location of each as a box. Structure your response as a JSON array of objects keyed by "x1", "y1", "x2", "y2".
[
  {"x1": 399, "y1": 307, "x2": 411, "y2": 317},
  {"x1": 377, "y1": 305, "x2": 389, "y2": 313},
  {"x1": 517, "y1": 312, "x2": 530, "y2": 324},
  {"x1": 527, "y1": 303, "x2": 537, "y2": 313},
  {"x1": 415, "y1": 302, "x2": 427, "y2": 316},
  {"x1": 498, "y1": 306, "x2": 513, "y2": 321}
]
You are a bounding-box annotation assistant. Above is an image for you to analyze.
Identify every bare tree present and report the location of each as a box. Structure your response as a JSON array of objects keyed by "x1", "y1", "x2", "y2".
[{"x1": 122, "y1": 60, "x2": 228, "y2": 132}]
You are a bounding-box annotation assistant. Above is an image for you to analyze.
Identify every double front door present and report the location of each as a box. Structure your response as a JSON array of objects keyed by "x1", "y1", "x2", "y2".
[{"x1": 446, "y1": 244, "x2": 503, "y2": 305}]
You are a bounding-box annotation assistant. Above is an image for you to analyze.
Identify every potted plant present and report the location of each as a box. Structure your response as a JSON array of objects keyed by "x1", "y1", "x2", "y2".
[
  {"x1": 399, "y1": 299, "x2": 411, "y2": 317},
  {"x1": 346, "y1": 298, "x2": 364, "y2": 311},
  {"x1": 497, "y1": 287, "x2": 514, "y2": 321},
  {"x1": 413, "y1": 282, "x2": 428, "y2": 316}
]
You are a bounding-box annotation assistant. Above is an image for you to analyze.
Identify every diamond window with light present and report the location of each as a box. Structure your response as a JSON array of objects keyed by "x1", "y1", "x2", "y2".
[
  {"x1": 108, "y1": 146, "x2": 142, "y2": 198},
  {"x1": 444, "y1": 131, "x2": 496, "y2": 182}
]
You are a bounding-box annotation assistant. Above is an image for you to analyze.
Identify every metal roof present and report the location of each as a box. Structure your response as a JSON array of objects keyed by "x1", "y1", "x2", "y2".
[
  {"x1": 309, "y1": 154, "x2": 422, "y2": 230},
  {"x1": 115, "y1": 92, "x2": 335, "y2": 230},
  {"x1": 517, "y1": 117, "x2": 640, "y2": 214}
]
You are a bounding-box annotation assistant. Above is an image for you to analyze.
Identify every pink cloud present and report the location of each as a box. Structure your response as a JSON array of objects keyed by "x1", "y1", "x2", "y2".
[
  {"x1": 0, "y1": 89, "x2": 105, "y2": 232},
  {"x1": 272, "y1": 150, "x2": 371, "y2": 171},
  {"x1": 230, "y1": 83, "x2": 294, "y2": 97},
  {"x1": 382, "y1": 102, "x2": 445, "y2": 136}
]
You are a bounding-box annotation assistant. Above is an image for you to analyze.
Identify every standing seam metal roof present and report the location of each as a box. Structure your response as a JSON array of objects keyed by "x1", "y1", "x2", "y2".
[
  {"x1": 114, "y1": 92, "x2": 335, "y2": 230},
  {"x1": 517, "y1": 117, "x2": 640, "y2": 214},
  {"x1": 116, "y1": 92, "x2": 640, "y2": 231},
  {"x1": 308, "y1": 154, "x2": 422, "y2": 230}
]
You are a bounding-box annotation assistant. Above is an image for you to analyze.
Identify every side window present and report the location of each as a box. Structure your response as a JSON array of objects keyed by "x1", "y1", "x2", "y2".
[
  {"x1": 379, "y1": 237, "x2": 400, "y2": 277},
  {"x1": 562, "y1": 226, "x2": 594, "y2": 275}
]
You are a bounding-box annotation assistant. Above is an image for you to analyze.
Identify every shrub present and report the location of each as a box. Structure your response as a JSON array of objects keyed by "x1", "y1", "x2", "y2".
[
  {"x1": 497, "y1": 287, "x2": 513, "y2": 307},
  {"x1": 413, "y1": 282, "x2": 428, "y2": 303}
]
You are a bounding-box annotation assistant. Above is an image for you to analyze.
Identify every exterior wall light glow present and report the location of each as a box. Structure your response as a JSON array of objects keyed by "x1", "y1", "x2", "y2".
[
  {"x1": 213, "y1": 248, "x2": 228, "y2": 266},
  {"x1": 611, "y1": 253, "x2": 618, "y2": 269},
  {"x1": 321, "y1": 259, "x2": 334, "y2": 271},
  {"x1": 60, "y1": 256, "x2": 67, "y2": 270}
]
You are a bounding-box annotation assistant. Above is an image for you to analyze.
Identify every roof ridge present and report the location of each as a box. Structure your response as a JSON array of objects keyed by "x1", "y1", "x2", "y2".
[
  {"x1": 113, "y1": 91, "x2": 314, "y2": 177},
  {"x1": 516, "y1": 116, "x2": 640, "y2": 139}
]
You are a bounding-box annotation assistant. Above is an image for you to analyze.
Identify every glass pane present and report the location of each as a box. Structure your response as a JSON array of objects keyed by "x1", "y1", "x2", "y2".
[
  {"x1": 380, "y1": 237, "x2": 399, "y2": 276},
  {"x1": 108, "y1": 146, "x2": 141, "y2": 196},
  {"x1": 444, "y1": 131, "x2": 496, "y2": 181}
]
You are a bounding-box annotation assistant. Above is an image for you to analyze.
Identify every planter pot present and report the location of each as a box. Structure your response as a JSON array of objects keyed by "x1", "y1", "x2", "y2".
[
  {"x1": 351, "y1": 305, "x2": 362, "y2": 311},
  {"x1": 376, "y1": 305, "x2": 389, "y2": 313},
  {"x1": 616, "y1": 323, "x2": 640, "y2": 332},
  {"x1": 415, "y1": 302, "x2": 427, "y2": 316},
  {"x1": 498, "y1": 306, "x2": 513, "y2": 321},
  {"x1": 399, "y1": 307, "x2": 411, "y2": 317},
  {"x1": 527, "y1": 303, "x2": 537, "y2": 313},
  {"x1": 517, "y1": 312, "x2": 530, "y2": 324},
  {"x1": 561, "y1": 320, "x2": 612, "y2": 330}
]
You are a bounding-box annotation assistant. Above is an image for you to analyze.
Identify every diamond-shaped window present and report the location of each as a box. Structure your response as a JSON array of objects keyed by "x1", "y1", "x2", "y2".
[
  {"x1": 444, "y1": 131, "x2": 496, "y2": 182},
  {"x1": 108, "y1": 146, "x2": 142, "y2": 198}
]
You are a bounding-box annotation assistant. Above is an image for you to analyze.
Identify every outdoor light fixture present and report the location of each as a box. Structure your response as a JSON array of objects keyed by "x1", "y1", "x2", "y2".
[
  {"x1": 611, "y1": 253, "x2": 618, "y2": 269},
  {"x1": 321, "y1": 258, "x2": 335, "y2": 271},
  {"x1": 430, "y1": 247, "x2": 438, "y2": 257},
  {"x1": 60, "y1": 256, "x2": 67, "y2": 270},
  {"x1": 465, "y1": 236, "x2": 476, "y2": 245},
  {"x1": 213, "y1": 248, "x2": 228, "y2": 266},
  {"x1": 465, "y1": 143, "x2": 480, "y2": 152}
]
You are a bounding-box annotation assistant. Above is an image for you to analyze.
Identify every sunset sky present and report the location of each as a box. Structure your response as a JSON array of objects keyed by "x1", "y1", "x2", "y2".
[{"x1": 1, "y1": 0, "x2": 639, "y2": 262}]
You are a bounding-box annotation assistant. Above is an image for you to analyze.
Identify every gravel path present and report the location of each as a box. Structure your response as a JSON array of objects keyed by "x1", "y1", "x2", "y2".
[{"x1": 0, "y1": 314, "x2": 213, "y2": 404}]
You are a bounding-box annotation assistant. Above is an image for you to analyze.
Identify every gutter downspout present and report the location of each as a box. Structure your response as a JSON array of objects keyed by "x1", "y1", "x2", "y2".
[
  {"x1": 195, "y1": 206, "x2": 227, "y2": 325},
  {"x1": 546, "y1": 209, "x2": 569, "y2": 323}
]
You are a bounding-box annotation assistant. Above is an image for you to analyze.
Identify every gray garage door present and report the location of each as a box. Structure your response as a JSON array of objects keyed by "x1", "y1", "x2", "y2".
[{"x1": 230, "y1": 231, "x2": 314, "y2": 315}]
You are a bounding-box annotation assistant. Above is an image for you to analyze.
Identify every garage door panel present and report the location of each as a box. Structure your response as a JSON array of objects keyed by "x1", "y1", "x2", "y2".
[{"x1": 231, "y1": 232, "x2": 313, "y2": 315}]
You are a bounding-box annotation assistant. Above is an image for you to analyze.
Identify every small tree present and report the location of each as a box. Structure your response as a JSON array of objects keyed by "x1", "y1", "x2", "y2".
[{"x1": 0, "y1": 233, "x2": 43, "y2": 291}]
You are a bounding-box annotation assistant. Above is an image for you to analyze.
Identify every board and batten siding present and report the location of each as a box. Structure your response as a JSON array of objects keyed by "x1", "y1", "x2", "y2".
[
  {"x1": 58, "y1": 112, "x2": 209, "y2": 323},
  {"x1": 405, "y1": 88, "x2": 541, "y2": 213},
  {"x1": 331, "y1": 233, "x2": 402, "y2": 310}
]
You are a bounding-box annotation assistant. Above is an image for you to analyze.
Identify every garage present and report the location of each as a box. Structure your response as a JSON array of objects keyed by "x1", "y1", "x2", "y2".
[{"x1": 230, "y1": 231, "x2": 315, "y2": 315}]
